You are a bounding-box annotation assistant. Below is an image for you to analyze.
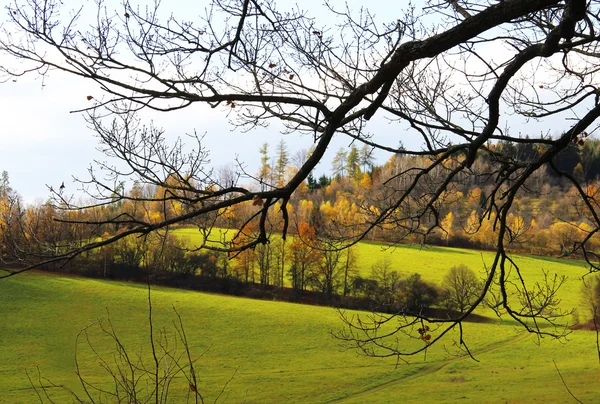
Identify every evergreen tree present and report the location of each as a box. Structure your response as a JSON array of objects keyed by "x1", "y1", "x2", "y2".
[
  {"x1": 0, "y1": 171, "x2": 11, "y2": 199},
  {"x1": 258, "y1": 143, "x2": 272, "y2": 190},
  {"x1": 318, "y1": 175, "x2": 330, "y2": 188},
  {"x1": 275, "y1": 139, "x2": 289, "y2": 186},
  {"x1": 551, "y1": 142, "x2": 580, "y2": 178},
  {"x1": 307, "y1": 173, "x2": 318, "y2": 191},
  {"x1": 346, "y1": 145, "x2": 361, "y2": 180},
  {"x1": 582, "y1": 139, "x2": 600, "y2": 180}
]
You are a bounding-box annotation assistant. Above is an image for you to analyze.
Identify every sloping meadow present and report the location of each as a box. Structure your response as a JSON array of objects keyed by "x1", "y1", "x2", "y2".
[
  {"x1": 1, "y1": 264, "x2": 599, "y2": 403},
  {"x1": 175, "y1": 227, "x2": 591, "y2": 317}
]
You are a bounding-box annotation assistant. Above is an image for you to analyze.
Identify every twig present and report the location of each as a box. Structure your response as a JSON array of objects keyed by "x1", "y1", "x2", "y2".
[{"x1": 553, "y1": 360, "x2": 584, "y2": 404}]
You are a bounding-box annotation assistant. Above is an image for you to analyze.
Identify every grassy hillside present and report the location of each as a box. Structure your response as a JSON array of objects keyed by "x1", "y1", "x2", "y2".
[
  {"x1": 355, "y1": 241, "x2": 590, "y2": 316},
  {"x1": 175, "y1": 227, "x2": 591, "y2": 317},
  {"x1": 1, "y1": 271, "x2": 599, "y2": 403}
]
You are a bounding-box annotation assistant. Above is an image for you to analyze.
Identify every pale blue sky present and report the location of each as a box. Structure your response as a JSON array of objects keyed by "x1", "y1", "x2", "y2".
[
  {"x1": 1, "y1": 0, "x2": 430, "y2": 202},
  {"x1": 1, "y1": 66, "x2": 407, "y2": 202},
  {"x1": 0, "y1": 0, "x2": 580, "y2": 202}
]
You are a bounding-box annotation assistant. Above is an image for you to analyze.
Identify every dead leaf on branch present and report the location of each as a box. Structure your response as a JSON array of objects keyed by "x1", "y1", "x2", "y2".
[{"x1": 253, "y1": 195, "x2": 263, "y2": 206}]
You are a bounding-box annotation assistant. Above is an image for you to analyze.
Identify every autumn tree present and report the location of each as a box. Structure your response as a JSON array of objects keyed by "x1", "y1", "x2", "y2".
[
  {"x1": 442, "y1": 265, "x2": 481, "y2": 315},
  {"x1": 440, "y1": 211, "x2": 454, "y2": 245},
  {"x1": 269, "y1": 234, "x2": 287, "y2": 288},
  {"x1": 232, "y1": 244, "x2": 257, "y2": 284},
  {"x1": 0, "y1": 172, "x2": 24, "y2": 265},
  {"x1": 359, "y1": 144, "x2": 374, "y2": 173},
  {"x1": 581, "y1": 275, "x2": 600, "y2": 330},
  {"x1": 307, "y1": 240, "x2": 344, "y2": 299},
  {"x1": 288, "y1": 222, "x2": 322, "y2": 295},
  {"x1": 3, "y1": 0, "x2": 600, "y2": 358},
  {"x1": 331, "y1": 148, "x2": 348, "y2": 179},
  {"x1": 254, "y1": 243, "x2": 273, "y2": 287},
  {"x1": 341, "y1": 247, "x2": 358, "y2": 297},
  {"x1": 369, "y1": 257, "x2": 401, "y2": 305},
  {"x1": 112, "y1": 235, "x2": 148, "y2": 272}
]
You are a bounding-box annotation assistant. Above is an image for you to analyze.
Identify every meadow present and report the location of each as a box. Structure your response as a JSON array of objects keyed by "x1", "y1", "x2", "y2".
[
  {"x1": 175, "y1": 227, "x2": 591, "y2": 315},
  {"x1": 1, "y1": 239, "x2": 599, "y2": 403}
]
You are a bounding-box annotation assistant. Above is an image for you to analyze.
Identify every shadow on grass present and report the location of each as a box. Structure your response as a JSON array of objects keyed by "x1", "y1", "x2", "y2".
[{"x1": 360, "y1": 241, "x2": 473, "y2": 255}]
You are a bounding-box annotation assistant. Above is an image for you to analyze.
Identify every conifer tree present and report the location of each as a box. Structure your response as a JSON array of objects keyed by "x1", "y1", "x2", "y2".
[
  {"x1": 275, "y1": 140, "x2": 289, "y2": 186},
  {"x1": 346, "y1": 146, "x2": 361, "y2": 180},
  {"x1": 258, "y1": 143, "x2": 272, "y2": 190}
]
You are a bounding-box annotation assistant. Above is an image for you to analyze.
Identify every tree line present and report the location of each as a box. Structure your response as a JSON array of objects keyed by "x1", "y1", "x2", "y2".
[
  {"x1": 242, "y1": 137, "x2": 600, "y2": 258},
  {"x1": 3, "y1": 136, "x2": 600, "y2": 271},
  {"x1": 2, "y1": 135, "x2": 599, "y2": 314}
]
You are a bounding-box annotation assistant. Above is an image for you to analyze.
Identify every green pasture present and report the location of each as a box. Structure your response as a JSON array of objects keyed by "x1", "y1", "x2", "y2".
[
  {"x1": 355, "y1": 242, "x2": 590, "y2": 318},
  {"x1": 1, "y1": 271, "x2": 599, "y2": 403},
  {"x1": 174, "y1": 227, "x2": 591, "y2": 319}
]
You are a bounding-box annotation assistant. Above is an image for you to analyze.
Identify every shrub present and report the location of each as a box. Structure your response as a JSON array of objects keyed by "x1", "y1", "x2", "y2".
[{"x1": 396, "y1": 273, "x2": 440, "y2": 313}]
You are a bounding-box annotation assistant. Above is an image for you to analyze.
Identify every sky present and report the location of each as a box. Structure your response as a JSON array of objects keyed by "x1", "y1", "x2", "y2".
[
  {"x1": 1, "y1": 69, "x2": 326, "y2": 202},
  {"x1": 0, "y1": 0, "x2": 581, "y2": 203},
  {"x1": 1, "y1": 0, "x2": 428, "y2": 203},
  {"x1": 2, "y1": 66, "x2": 412, "y2": 203}
]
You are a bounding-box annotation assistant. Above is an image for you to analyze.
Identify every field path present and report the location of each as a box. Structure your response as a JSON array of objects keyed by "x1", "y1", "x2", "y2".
[{"x1": 326, "y1": 331, "x2": 530, "y2": 403}]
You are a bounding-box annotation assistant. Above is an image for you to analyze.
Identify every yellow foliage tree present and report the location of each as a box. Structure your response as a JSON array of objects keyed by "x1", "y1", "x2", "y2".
[
  {"x1": 440, "y1": 211, "x2": 454, "y2": 245},
  {"x1": 358, "y1": 172, "x2": 372, "y2": 191}
]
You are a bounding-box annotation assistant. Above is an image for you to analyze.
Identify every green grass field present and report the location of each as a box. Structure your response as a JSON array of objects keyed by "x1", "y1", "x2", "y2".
[
  {"x1": 355, "y1": 241, "x2": 591, "y2": 317},
  {"x1": 1, "y1": 258, "x2": 599, "y2": 403},
  {"x1": 175, "y1": 227, "x2": 591, "y2": 316}
]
